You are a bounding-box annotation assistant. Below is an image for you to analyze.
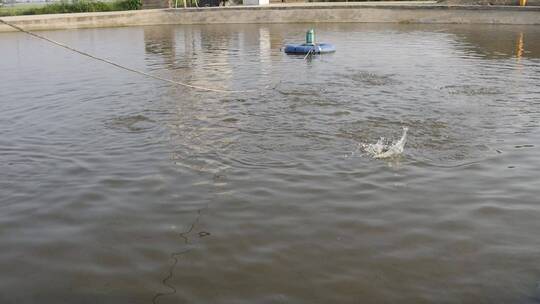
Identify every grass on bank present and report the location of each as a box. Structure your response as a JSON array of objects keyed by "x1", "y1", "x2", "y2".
[{"x1": 0, "y1": 0, "x2": 141, "y2": 17}]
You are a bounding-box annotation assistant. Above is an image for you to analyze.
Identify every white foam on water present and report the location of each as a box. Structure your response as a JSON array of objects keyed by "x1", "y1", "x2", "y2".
[{"x1": 362, "y1": 127, "x2": 408, "y2": 159}]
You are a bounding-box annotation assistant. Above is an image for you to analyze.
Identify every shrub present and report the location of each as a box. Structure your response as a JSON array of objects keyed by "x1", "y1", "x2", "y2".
[
  {"x1": 0, "y1": 0, "x2": 141, "y2": 17},
  {"x1": 113, "y1": 0, "x2": 142, "y2": 10}
]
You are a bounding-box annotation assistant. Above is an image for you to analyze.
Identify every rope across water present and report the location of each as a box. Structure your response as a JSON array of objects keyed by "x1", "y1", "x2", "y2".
[{"x1": 0, "y1": 18, "x2": 253, "y2": 94}]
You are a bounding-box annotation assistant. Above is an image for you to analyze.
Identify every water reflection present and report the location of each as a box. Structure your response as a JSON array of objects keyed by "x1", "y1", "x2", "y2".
[
  {"x1": 517, "y1": 32, "x2": 525, "y2": 60},
  {"x1": 447, "y1": 24, "x2": 540, "y2": 59},
  {"x1": 144, "y1": 26, "x2": 176, "y2": 61},
  {"x1": 142, "y1": 24, "x2": 540, "y2": 77}
]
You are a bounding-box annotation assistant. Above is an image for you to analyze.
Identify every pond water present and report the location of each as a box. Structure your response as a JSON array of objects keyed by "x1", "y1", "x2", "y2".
[{"x1": 1, "y1": 23, "x2": 540, "y2": 303}]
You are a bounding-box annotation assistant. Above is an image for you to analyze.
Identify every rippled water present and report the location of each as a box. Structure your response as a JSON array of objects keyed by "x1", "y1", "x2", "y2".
[{"x1": 1, "y1": 23, "x2": 540, "y2": 303}]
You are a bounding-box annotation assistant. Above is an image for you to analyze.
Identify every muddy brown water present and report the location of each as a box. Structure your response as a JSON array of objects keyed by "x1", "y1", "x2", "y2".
[{"x1": 1, "y1": 23, "x2": 540, "y2": 303}]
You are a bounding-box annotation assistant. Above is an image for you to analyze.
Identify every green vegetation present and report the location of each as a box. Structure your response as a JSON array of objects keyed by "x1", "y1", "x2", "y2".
[{"x1": 0, "y1": 0, "x2": 141, "y2": 17}]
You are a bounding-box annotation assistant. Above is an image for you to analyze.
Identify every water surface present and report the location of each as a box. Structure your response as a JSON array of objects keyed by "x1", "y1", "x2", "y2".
[{"x1": 1, "y1": 23, "x2": 540, "y2": 304}]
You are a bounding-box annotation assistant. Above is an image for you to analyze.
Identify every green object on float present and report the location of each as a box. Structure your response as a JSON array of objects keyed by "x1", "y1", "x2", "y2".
[{"x1": 306, "y1": 29, "x2": 315, "y2": 45}]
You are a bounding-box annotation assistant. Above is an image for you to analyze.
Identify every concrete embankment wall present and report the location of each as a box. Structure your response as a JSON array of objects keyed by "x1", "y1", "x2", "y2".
[{"x1": 1, "y1": 3, "x2": 540, "y2": 32}]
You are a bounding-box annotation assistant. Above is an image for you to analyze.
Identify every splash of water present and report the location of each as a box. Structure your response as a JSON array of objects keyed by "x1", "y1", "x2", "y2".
[{"x1": 362, "y1": 127, "x2": 408, "y2": 159}]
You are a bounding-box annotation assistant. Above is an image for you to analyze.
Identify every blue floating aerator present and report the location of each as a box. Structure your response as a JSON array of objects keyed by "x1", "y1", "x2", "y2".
[
  {"x1": 284, "y1": 29, "x2": 335, "y2": 55},
  {"x1": 284, "y1": 43, "x2": 336, "y2": 55}
]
